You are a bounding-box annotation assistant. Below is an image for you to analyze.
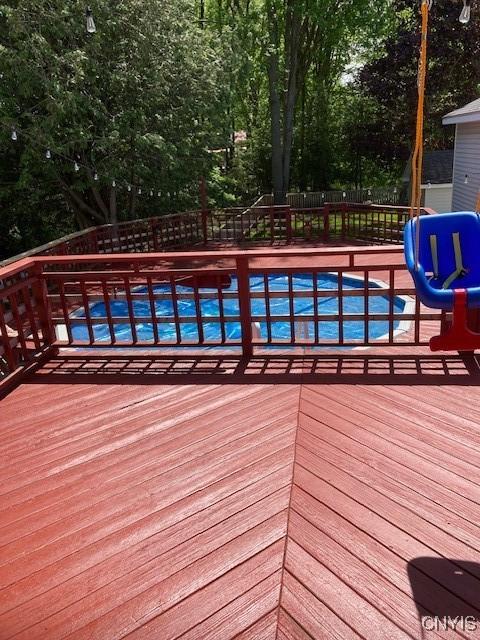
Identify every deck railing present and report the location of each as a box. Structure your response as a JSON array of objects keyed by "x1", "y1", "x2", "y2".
[
  {"x1": 1, "y1": 203, "x2": 433, "y2": 269},
  {"x1": 0, "y1": 245, "x2": 443, "y2": 392}
]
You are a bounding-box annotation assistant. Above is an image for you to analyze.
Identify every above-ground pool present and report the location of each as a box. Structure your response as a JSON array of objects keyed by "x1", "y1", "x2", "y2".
[{"x1": 70, "y1": 273, "x2": 411, "y2": 346}]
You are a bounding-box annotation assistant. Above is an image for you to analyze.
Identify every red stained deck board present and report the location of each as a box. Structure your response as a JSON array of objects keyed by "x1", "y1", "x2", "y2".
[
  {"x1": 2, "y1": 354, "x2": 480, "y2": 638},
  {"x1": 296, "y1": 416, "x2": 480, "y2": 539},
  {"x1": 0, "y1": 397, "x2": 296, "y2": 541},
  {"x1": 301, "y1": 384, "x2": 480, "y2": 474}
]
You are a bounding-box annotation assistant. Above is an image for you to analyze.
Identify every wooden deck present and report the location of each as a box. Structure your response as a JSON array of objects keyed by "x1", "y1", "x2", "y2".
[{"x1": 1, "y1": 351, "x2": 480, "y2": 638}]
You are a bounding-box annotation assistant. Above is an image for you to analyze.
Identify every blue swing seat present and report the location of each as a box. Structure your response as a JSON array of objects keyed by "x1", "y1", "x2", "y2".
[{"x1": 404, "y1": 212, "x2": 480, "y2": 310}]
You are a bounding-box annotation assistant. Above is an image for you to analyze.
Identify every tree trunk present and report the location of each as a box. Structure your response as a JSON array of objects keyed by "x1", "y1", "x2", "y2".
[
  {"x1": 266, "y1": 2, "x2": 285, "y2": 204},
  {"x1": 282, "y1": 3, "x2": 301, "y2": 196}
]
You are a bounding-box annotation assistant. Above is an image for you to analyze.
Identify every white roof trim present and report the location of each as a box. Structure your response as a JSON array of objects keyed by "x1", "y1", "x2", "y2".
[{"x1": 443, "y1": 112, "x2": 480, "y2": 125}]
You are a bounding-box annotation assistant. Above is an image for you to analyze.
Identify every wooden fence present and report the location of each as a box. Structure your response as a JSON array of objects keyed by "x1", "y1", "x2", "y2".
[{"x1": 259, "y1": 187, "x2": 402, "y2": 208}]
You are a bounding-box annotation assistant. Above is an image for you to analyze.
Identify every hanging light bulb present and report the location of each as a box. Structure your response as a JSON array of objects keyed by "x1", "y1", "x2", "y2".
[
  {"x1": 157, "y1": 191, "x2": 161, "y2": 197},
  {"x1": 149, "y1": 189, "x2": 153, "y2": 197},
  {"x1": 127, "y1": 184, "x2": 132, "y2": 192},
  {"x1": 459, "y1": 0, "x2": 471, "y2": 23},
  {"x1": 93, "y1": 171, "x2": 99, "y2": 181},
  {"x1": 11, "y1": 128, "x2": 17, "y2": 141},
  {"x1": 138, "y1": 187, "x2": 142, "y2": 195},
  {"x1": 46, "y1": 149, "x2": 51, "y2": 159},
  {"x1": 112, "y1": 179, "x2": 116, "y2": 188},
  {"x1": 393, "y1": 187, "x2": 398, "y2": 194},
  {"x1": 342, "y1": 191, "x2": 346, "y2": 199},
  {"x1": 427, "y1": 181, "x2": 432, "y2": 189},
  {"x1": 86, "y1": 6, "x2": 96, "y2": 33},
  {"x1": 74, "y1": 161, "x2": 80, "y2": 172},
  {"x1": 465, "y1": 174, "x2": 469, "y2": 184}
]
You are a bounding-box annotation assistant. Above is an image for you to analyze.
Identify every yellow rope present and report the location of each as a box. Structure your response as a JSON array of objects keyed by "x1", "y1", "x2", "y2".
[{"x1": 410, "y1": 0, "x2": 430, "y2": 270}]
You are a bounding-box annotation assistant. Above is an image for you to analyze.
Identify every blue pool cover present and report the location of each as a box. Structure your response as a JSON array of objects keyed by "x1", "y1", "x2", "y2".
[{"x1": 71, "y1": 273, "x2": 407, "y2": 345}]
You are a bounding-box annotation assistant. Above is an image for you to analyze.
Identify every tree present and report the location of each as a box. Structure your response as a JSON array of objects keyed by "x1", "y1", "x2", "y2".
[
  {"x1": 358, "y1": 0, "x2": 480, "y2": 169},
  {"x1": 262, "y1": 0, "x2": 392, "y2": 202},
  {"x1": 0, "y1": 0, "x2": 224, "y2": 228}
]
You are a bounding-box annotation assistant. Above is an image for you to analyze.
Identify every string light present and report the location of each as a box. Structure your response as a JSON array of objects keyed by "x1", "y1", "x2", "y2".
[
  {"x1": 2, "y1": 122, "x2": 197, "y2": 199},
  {"x1": 459, "y1": 0, "x2": 471, "y2": 23},
  {"x1": 465, "y1": 174, "x2": 469, "y2": 184},
  {"x1": 86, "y1": 6, "x2": 96, "y2": 34}
]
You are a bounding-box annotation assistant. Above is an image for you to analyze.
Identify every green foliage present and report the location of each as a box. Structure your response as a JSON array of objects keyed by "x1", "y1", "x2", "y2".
[
  {"x1": 1, "y1": 0, "x2": 478, "y2": 259},
  {"x1": 0, "y1": 0, "x2": 225, "y2": 250},
  {"x1": 356, "y1": 0, "x2": 480, "y2": 169}
]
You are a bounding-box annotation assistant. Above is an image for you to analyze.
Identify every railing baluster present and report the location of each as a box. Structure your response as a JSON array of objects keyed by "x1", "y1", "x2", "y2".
[
  {"x1": 169, "y1": 275, "x2": 182, "y2": 345},
  {"x1": 124, "y1": 275, "x2": 137, "y2": 344},
  {"x1": 9, "y1": 291, "x2": 28, "y2": 361},
  {"x1": 21, "y1": 284, "x2": 41, "y2": 350},
  {"x1": 193, "y1": 276, "x2": 204, "y2": 344},
  {"x1": 58, "y1": 281, "x2": 73, "y2": 344},
  {"x1": 217, "y1": 275, "x2": 226, "y2": 344},
  {"x1": 338, "y1": 272, "x2": 344, "y2": 346},
  {"x1": 288, "y1": 273, "x2": 295, "y2": 343},
  {"x1": 264, "y1": 274, "x2": 272, "y2": 344},
  {"x1": 102, "y1": 280, "x2": 116, "y2": 345},
  {"x1": 146, "y1": 276, "x2": 159, "y2": 344},
  {"x1": 0, "y1": 296, "x2": 17, "y2": 372},
  {"x1": 80, "y1": 280, "x2": 95, "y2": 345},
  {"x1": 364, "y1": 269, "x2": 369, "y2": 345},
  {"x1": 389, "y1": 269, "x2": 395, "y2": 343}
]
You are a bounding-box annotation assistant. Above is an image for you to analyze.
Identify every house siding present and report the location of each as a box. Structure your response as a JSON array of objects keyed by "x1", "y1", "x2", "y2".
[
  {"x1": 452, "y1": 121, "x2": 480, "y2": 211},
  {"x1": 423, "y1": 184, "x2": 453, "y2": 213}
]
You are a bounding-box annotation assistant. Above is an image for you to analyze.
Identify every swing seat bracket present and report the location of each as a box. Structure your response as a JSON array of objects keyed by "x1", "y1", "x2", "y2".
[{"x1": 430, "y1": 289, "x2": 480, "y2": 352}]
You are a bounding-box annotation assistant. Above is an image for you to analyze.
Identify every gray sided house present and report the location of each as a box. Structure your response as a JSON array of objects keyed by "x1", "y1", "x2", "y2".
[
  {"x1": 443, "y1": 98, "x2": 480, "y2": 212},
  {"x1": 402, "y1": 149, "x2": 453, "y2": 213}
]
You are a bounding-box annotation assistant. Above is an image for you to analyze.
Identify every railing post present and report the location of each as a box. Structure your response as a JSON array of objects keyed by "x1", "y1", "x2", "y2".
[
  {"x1": 286, "y1": 206, "x2": 292, "y2": 244},
  {"x1": 33, "y1": 264, "x2": 55, "y2": 346},
  {"x1": 323, "y1": 204, "x2": 330, "y2": 242},
  {"x1": 236, "y1": 256, "x2": 253, "y2": 359}
]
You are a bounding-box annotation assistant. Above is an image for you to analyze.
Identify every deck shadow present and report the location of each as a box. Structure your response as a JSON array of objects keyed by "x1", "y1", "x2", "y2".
[
  {"x1": 23, "y1": 351, "x2": 480, "y2": 386},
  {"x1": 408, "y1": 557, "x2": 480, "y2": 637}
]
